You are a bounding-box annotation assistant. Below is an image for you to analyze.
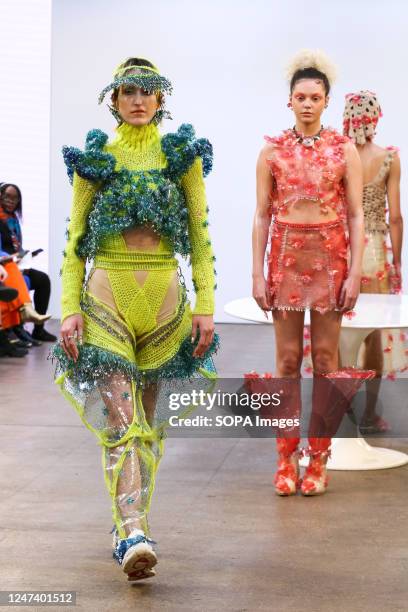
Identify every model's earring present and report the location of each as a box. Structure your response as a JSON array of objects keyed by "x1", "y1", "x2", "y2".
[
  {"x1": 287, "y1": 102, "x2": 292, "y2": 108},
  {"x1": 150, "y1": 106, "x2": 173, "y2": 125},
  {"x1": 108, "y1": 104, "x2": 122, "y2": 125}
]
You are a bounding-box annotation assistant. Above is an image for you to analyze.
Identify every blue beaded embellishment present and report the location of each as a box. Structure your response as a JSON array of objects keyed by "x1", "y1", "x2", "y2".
[{"x1": 113, "y1": 534, "x2": 157, "y2": 565}]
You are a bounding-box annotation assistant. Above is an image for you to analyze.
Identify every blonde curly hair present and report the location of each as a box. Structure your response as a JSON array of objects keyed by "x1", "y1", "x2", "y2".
[{"x1": 286, "y1": 49, "x2": 337, "y2": 94}]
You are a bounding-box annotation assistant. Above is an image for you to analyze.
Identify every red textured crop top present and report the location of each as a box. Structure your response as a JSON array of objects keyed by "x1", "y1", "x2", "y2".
[{"x1": 264, "y1": 127, "x2": 351, "y2": 221}]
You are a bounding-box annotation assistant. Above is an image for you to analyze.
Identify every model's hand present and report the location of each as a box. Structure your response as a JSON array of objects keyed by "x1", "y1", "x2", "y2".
[
  {"x1": 60, "y1": 314, "x2": 84, "y2": 361},
  {"x1": 252, "y1": 275, "x2": 271, "y2": 316},
  {"x1": 339, "y1": 272, "x2": 361, "y2": 311},
  {"x1": 191, "y1": 315, "x2": 215, "y2": 358},
  {"x1": 0, "y1": 265, "x2": 8, "y2": 282}
]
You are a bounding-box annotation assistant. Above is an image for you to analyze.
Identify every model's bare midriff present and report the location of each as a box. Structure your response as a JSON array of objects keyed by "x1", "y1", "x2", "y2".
[{"x1": 276, "y1": 197, "x2": 340, "y2": 224}]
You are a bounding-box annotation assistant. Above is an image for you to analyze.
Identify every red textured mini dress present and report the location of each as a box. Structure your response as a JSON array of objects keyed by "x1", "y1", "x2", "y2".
[{"x1": 265, "y1": 127, "x2": 351, "y2": 314}]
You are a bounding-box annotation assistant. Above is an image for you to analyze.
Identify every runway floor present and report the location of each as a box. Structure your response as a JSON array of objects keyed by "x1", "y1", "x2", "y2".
[{"x1": 0, "y1": 321, "x2": 407, "y2": 612}]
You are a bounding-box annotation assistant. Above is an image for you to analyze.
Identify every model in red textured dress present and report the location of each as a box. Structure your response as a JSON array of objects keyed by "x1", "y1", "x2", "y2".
[{"x1": 252, "y1": 50, "x2": 370, "y2": 496}]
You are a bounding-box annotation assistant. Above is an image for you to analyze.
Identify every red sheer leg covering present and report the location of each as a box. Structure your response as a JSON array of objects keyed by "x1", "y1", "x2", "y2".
[
  {"x1": 301, "y1": 368, "x2": 376, "y2": 496},
  {"x1": 274, "y1": 376, "x2": 302, "y2": 496},
  {"x1": 301, "y1": 372, "x2": 339, "y2": 496}
]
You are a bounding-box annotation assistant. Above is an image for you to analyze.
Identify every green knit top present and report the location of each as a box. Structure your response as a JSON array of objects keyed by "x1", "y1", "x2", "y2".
[{"x1": 60, "y1": 121, "x2": 216, "y2": 321}]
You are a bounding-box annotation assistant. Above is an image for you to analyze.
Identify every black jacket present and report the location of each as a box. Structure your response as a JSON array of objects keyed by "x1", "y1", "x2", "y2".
[{"x1": 0, "y1": 220, "x2": 15, "y2": 254}]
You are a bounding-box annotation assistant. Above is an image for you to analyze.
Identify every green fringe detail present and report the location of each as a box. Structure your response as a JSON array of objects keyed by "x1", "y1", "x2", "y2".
[
  {"x1": 49, "y1": 332, "x2": 219, "y2": 386},
  {"x1": 49, "y1": 343, "x2": 141, "y2": 385}
]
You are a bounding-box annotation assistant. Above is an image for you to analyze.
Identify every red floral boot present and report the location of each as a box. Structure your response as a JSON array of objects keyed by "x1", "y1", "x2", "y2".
[
  {"x1": 301, "y1": 367, "x2": 376, "y2": 496},
  {"x1": 274, "y1": 437, "x2": 302, "y2": 496},
  {"x1": 301, "y1": 437, "x2": 330, "y2": 496}
]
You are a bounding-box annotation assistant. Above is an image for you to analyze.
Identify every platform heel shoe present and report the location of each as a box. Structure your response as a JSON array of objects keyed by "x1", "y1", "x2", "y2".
[{"x1": 274, "y1": 438, "x2": 302, "y2": 496}]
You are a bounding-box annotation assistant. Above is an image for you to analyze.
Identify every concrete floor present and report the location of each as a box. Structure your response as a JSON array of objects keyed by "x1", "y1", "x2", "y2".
[{"x1": 0, "y1": 321, "x2": 407, "y2": 612}]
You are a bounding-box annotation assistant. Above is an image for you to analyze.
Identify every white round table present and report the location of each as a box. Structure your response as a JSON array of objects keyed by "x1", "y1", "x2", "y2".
[{"x1": 224, "y1": 294, "x2": 408, "y2": 471}]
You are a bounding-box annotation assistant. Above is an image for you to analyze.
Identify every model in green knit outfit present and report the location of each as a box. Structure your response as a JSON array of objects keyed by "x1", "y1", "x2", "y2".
[{"x1": 51, "y1": 58, "x2": 219, "y2": 581}]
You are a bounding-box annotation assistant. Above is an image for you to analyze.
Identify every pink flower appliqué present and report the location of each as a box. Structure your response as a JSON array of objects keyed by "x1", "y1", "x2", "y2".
[
  {"x1": 338, "y1": 248, "x2": 348, "y2": 260},
  {"x1": 344, "y1": 310, "x2": 356, "y2": 320},
  {"x1": 289, "y1": 294, "x2": 301, "y2": 306},
  {"x1": 284, "y1": 255, "x2": 296, "y2": 267},
  {"x1": 312, "y1": 259, "x2": 325, "y2": 271},
  {"x1": 244, "y1": 371, "x2": 260, "y2": 380},
  {"x1": 352, "y1": 117, "x2": 362, "y2": 128},
  {"x1": 272, "y1": 271, "x2": 283, "y2": 284},
  {"x1": 287, "y1": 176, "x2": 300, "y2": 186},
  {"x1": 280, "y1": 149, "x2": 294, "y2": 160},
  {"x1": 300, "y1": 273, "x2": 313, "y2": 285},
  {"x1": 289, "y1": 238, "x2": 306, "y2": 249}
]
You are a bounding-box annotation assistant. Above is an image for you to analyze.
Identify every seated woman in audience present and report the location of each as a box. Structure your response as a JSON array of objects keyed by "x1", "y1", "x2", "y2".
[
  {"x1": 0, "y1": 182, "x2": 56, "y2": 341},
  {"x1": 0, "y1": 234, "x2": 50, "y2": 348},
  {"x1": 0, "y1": 263, "x2": 27, "y2": 357}
]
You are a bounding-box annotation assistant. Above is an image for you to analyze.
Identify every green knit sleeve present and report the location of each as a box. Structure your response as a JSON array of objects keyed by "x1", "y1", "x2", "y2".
[
  {"x1": 181, "y1": 156, "x2": 216, "y2": 315},
  {"x1": 61, "y1": 172, "x2": 97, "y2": 322}
]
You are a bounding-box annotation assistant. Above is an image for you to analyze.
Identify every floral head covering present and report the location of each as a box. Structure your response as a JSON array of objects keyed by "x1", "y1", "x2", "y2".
[{"x1": 343, "y1": 90, "x2": 382, "y2": 144}]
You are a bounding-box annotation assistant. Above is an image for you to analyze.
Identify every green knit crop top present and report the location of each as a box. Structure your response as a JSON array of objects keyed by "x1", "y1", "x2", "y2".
[{"x1": 60, "y1": 122, "x2": 216, "y2": 321}]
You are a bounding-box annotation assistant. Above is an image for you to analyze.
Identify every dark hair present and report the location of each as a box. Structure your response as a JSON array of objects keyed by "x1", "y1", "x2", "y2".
[
  {"x1": 121, "y1": 57, "x2": 156, "y2": 70},
  {"x1": 0, "y1": 183, "x2": 23, "y2": 219},
  {"x1": 111, "y1": 57, "x2": 163, "y2": 105},
  {"x1": 290, "y1": 67, "x2": 330, "y2": 95}
]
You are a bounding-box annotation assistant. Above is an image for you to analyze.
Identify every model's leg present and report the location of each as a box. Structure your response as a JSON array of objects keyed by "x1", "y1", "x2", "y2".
[
  {"x1": 86, "y1": 270, "x2": 155, "y2": 539},
  {"x1": 99, "y1": 373, "x2": 147, "y2": 536},
  {"x1": 359, "y1": 331, "x2": 387, "y2": 432},
  {"x1": 132, "y1": 269, "x2": 179, "y2": 493},
  {"x1": 272, "y1": 310, "x2": 304, "y2": 495},
  {"x1": 303, "y1": 310, "x2": 343, "y2": 495},
  {"x1": 92, "y1": 267, "x2": 179, "y2": 530},
  {"x1": 135, "y1": 268, "x2": 178, "y2": 429},
  {"x1": 358, "y1": 231, "x2": 390, "y2": 431}
]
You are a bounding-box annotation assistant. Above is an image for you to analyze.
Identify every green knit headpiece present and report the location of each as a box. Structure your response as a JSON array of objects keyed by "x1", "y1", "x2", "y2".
[{"x1": 98, "y1": 61, "x2": 173, "y2": 105}]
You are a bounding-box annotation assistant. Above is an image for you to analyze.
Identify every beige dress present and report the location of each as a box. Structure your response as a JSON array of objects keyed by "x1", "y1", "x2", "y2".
[
  {"x1": 302, "y1": 149, "x2": 407, "y2": 378},
  {"x1": 357, "y1": 149, "x2": 408, "y2": 377}
]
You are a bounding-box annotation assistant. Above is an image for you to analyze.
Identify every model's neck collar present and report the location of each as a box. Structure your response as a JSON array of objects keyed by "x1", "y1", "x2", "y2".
[{"x1": 114, "y1": 121, "x2": 160, "y2": 150}]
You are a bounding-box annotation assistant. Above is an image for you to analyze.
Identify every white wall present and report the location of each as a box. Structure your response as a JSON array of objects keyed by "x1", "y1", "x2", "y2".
[
  {"x1": 49, "y1": 0, "x2": 408, "y2": 321},
  {"x1": 0, "y1": 0, "x2": 51, "y2": 274}
]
